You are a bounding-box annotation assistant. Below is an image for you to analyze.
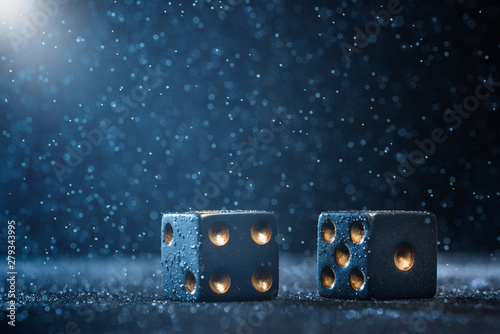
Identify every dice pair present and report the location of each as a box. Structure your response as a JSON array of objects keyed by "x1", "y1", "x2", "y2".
[{"x1": 161, "y1": 210, "x2": 436, "y2": 301}]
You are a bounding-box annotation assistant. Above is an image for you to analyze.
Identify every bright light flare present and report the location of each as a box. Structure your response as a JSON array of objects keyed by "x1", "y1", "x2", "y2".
[{"x1": 0, "y1": 0, "x2": 31, "y2": 23}]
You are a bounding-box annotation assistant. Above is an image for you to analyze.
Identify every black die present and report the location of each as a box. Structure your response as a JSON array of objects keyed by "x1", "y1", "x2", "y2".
[
  {"x1": 161, "y1": 210, "x2": 279, "y2": 301},
  {"x1": 317, "y1": 211, "x2": 437, "y2": 299}
]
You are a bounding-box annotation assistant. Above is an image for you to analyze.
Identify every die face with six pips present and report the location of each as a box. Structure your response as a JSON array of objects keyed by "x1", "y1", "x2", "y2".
[
  {"x1": 161, "y1": 210, "x2": 279, "y2": 302},
  {"x1": 317, "y1": 211, "x2": 437, "y2": 299}
]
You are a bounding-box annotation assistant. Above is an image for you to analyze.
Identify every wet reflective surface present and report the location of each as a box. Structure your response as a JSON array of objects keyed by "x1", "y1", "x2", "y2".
[{"x1": 2, "y1": 253, "x2": 499, "y2": 333}]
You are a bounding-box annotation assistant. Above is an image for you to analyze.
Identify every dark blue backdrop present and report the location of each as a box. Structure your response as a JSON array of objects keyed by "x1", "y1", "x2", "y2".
[{"x1": 1, "y1": 0, "x2": 499, "y2": 258}]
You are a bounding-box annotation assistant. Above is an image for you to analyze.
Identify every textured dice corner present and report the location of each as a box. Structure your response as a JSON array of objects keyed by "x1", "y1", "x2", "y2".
[
  {"x1": 161, "y1": 210, "x2": 279, "y2": 302},
  {"x1": 317, "y1": 211, "x2": 437, "y2": 300}
]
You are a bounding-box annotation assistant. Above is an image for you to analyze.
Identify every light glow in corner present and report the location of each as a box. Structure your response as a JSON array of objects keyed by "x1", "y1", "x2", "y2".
[{"x1": 0, "y1": 0, "x2": 30, "y2": 21}]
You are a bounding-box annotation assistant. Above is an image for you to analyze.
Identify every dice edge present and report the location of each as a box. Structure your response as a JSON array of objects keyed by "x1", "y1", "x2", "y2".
[{"x1": 161, "y1": 213, "x2": 201, "y2": 302}]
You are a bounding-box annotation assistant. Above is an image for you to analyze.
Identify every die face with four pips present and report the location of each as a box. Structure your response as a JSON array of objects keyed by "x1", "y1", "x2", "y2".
[
  {"x1": 317, "y1": 211, "x2": 437, "y2": 299},
  {"x1": 161, "y1": 210, "x2": 279, "y2": 302}
]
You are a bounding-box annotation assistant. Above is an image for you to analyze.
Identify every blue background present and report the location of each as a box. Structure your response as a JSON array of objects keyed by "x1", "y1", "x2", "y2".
[{"x1": 1, "y1": 0, "x2": 499, "y2": 258}]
